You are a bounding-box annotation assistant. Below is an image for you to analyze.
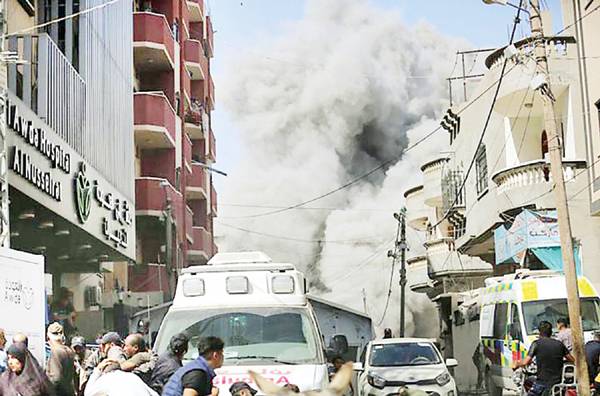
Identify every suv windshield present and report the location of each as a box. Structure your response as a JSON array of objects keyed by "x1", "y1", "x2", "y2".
[
  {"x1": 154, "y1": 307, "x2": 321, "y2": 365},
  {"x1": 369, "y1": 343, "x2": 441, "y2": 367},
  {"x1": 522, "y1": 298, "x2": 600, "y2": 334}
]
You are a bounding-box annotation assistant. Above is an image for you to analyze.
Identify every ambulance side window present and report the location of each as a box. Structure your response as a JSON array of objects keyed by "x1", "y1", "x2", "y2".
[
  {"x1": 493, "y1": 303, "x2": 509, "y2": 339},
  {"x1": 509, "y1": 303, "x2": 523, "y2": 341}
]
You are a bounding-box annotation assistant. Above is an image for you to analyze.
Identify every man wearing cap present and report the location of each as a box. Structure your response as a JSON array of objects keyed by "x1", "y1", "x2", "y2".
[
  {"x1": 229, "y1": 382, "x2": 257, "y2": 396},
  {"x1": 72, "y1": 336, "x2": 91, "y2": 396},
  {"x1": 83, "y1": 331, "x2": 127, "y2": 387},
  {"x1": 46, "y1": 322, "x2": 76, "y2": 395},
  {"x1": 585, "y1": 330, "x2": 600, "y2": 386}
]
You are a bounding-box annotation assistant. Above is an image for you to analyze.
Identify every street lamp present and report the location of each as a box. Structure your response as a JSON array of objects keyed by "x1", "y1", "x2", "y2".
[
  {"x1": 482, "y1": 0, "x2": 529, "y2": 13},
  {"x1": 191, "y1": 160, "x2": 228, "y2": 177}
]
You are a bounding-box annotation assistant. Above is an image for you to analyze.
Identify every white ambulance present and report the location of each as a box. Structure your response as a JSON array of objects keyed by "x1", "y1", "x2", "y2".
[
  {"x1": 451, "y1": 270, "x2": 600, "y2": 395},
  {"x1": 153, "y1": 252, "x2": 343, "y2": 394}
]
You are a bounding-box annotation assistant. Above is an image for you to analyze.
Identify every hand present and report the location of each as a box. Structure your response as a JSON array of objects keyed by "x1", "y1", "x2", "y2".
[
  {"x1": 512, "y1": 360, "x2": 521, "y2": 370},
  {"x1": 211, "y1": 387, "x2": 219, "y2": 396}
]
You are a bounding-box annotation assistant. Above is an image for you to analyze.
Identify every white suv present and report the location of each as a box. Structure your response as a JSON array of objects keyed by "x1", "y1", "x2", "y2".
[{"x1": 354, "y1": 338, "x2": 458, "y2": 396}]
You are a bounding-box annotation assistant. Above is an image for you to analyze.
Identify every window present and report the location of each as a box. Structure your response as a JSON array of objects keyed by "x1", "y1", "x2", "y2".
[
  {"x1": 493, "y1": 303, "x2": 509, "y2": 339},
  {"x1": 475, "y1": 145, "x2": 488, "y2": 195},
  {"x1": 369, "y1": 342, "x2": 441, "y2": 367},
  {"x1": 509, "y1": 303, "x2": 523, "y2": 341}
]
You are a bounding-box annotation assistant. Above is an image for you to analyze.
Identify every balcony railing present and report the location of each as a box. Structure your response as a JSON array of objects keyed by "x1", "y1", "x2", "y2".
[
  {"x1": 133, "y1": 12, "x2": 175, "y2": 71},
  {"x1": 183, "y1": 69, "x2": 192, "y2": 106},
  {"x1": 183, "y1": 134, "x2": 192, "y2": 171},
  {"x1": 135, "y1": 177, "x2": 181, "y2": 217},
  {"x1": 185, "y1": 206, "x2": 194, "y2": 242},
  {"x1": 184, "y1": 102, "x2": 205, "y2": 139},
  {"x1": 404, "y1": 185, "x2": 428, "y2": 231},
  {"x1": 492, "y1": 159, "x2": 586, "y2": 194},
  {"x1": 187, "y1": 0, "x2": 204, "y2": 23},
  {"x1": 184, "y1": 39, "x2": 208, "y2": 80},
  {"x1": 207, "y1": 75, "x2": 215, "y2": 110},
  {"x1": 425, "y1": 238, "x2": 492, "y2": 280},
  {"x1": 421, "y1": 157, "x2": 448, "y2": 208},
  {"x1": 187, "y1": 163, "x2": 208, "y2": 199},
  {"x1": 210, "y1": 184, "x2": 217, "y2": 216},
  {"x1": 407, "y1": 256, "x2": 432, "y2": 293},
  {"x1": 188, "y1": 226, "x2": 212, "y2": 263},
  {"x1": 485, "y1": 36, "x2": 576, "y2": 70},
  {"x1": 205, "y1": 128, "x2": 216, "y2": 162},
  {"x1": 134, "y1": 92, "x2": 176, "y2": 149},
  {"x1": 206, "y1": 16, "x2": 214, "y2": 57}
]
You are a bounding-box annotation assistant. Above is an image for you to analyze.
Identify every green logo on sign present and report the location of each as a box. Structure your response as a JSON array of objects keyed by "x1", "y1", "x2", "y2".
[{"x1": 75, "y1": 163, "x2": 92, "y2": 223}]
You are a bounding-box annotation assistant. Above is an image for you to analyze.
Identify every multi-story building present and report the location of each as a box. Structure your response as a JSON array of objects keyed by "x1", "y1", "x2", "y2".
[
  {"x1": 129, "y1": 0, "x2": 217, "y2": 302},
  {"x1": 3, "y1": 0, "x2": 136, "y2": 338},
  {"x1": 404, "y1": 0, "x2": 600, "y2": 369}
]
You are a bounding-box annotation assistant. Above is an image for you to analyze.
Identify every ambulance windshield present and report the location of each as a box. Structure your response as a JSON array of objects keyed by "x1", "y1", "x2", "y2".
[
  {"x1": 155, "y1": 307, "x2": 321, "y2": 364},
  {"x1": 522, "y1": 297, "x2": 600, "y2": 334}
]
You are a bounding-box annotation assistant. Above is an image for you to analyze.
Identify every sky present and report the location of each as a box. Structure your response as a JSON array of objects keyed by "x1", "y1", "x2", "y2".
[{"x1": 207, "y1": 0, "x2": 562, "y2": 195}]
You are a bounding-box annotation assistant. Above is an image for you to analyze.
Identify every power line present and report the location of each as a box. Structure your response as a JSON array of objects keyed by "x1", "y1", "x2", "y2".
[{"x1": 429, "y1": 1, "x2": 525, "y2": 232}]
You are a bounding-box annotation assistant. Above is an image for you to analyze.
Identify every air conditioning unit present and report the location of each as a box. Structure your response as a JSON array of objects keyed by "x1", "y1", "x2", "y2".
[{"x1": 84, "y1": 286, "x2": 102, "y2": 307}]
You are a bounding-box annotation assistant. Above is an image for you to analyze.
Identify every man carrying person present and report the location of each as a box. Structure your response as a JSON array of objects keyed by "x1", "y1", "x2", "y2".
[
  {"x1": 149, "y1": 333, "x2": 189, "y2": 394},
  {"x1": 83, "y1": 331, "x2": 127, "y2": 388},
  {"x1": 121, "y1": 333, "x2": 158, "y2": 384},
  {"x1": 46, "y1": 322, "x2": 76, "y2": 396},
  {"x1": 514, "y1": 321, "x2": 574, "y2": 395},
  {"x1": 163, "y1": 336, "x2": 224, "y2": 396}
]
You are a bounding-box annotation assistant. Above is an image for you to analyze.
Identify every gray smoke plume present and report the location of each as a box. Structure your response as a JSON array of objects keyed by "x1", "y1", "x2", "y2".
[{"x1": 216, "y1": 0, "x2": 465, "y2": 336}]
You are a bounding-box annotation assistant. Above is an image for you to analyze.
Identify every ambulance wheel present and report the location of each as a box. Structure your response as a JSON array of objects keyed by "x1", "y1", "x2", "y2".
[{"x1": 485, "y1": 369, "x2": 502, "y2": 396}]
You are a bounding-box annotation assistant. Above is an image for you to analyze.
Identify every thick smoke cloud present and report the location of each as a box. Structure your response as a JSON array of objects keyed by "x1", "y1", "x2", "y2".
[{"x1": 217, "y1": 0, "x2": 465, "y2": 336}]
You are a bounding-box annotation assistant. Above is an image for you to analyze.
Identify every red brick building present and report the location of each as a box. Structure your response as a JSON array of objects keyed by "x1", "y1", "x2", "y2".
[{"x1": 130, "y1": 0, "x2": 217, "y2": 297}]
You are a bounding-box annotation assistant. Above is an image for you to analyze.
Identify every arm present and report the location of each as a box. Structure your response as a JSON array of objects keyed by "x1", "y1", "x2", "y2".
[
  {"x1": 513, "y1": 355, "x2": 533, "y2": 369},
  {"x1": 45, "y1": 352, "x2": 63, "y2": 384},
  {"x1": 183, "y1": 390, "x2": 200, "y2": 396},
  {"x1": 565, "y1": 353, "x2": 575, "y2": 363}
]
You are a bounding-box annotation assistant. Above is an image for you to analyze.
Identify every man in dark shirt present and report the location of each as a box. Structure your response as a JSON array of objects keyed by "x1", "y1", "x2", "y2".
[
  {"x1": 163, "y1": 336, "x2": 224, "y2": 396},
  {"x1": 585, "y1": 330, "x2": 600, "y2": 385},
  {"x1": 150, "y1": 333, "x2": 189, "y2": 393},
  {"x1": 514, "y1": 321, "x2": 574, "y2": 396}
]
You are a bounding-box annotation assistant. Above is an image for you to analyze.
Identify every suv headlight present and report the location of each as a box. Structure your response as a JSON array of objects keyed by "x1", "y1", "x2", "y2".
[
  {"x1": 367, "y1": 373, "x2": 386, "y2": 389},
  {"x1": 435, "y1": 372, "x2": 451, "y2": 386}
]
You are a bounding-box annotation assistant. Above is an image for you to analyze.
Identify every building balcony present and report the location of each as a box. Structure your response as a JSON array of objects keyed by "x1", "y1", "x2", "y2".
[
  {"x1": 404, "y1": 185, "x2": 428, "y2": 231},
  {"x1": 485, "y1": 36, "x2": 575, "y2": 118},
  {"x1": 421, "y1": 157, "x2": 448, "y2": 208},
  {"x1": 208, "y1": 127, "x2": 216, "y2": 161},
  {"x1": 491, "y1": 159, "x2": 587, "y2": 213},
  {"x1": 425, "y1": 238, "x2": 492, "y2": 280},
  {"x1": 187, "y1": 163, "x2": 208, "y2": 200},
  {"x1": 206, "y1": 16, "x2": 214, "y2": 57},
  {"x1": 187, "y1": 0, "x2": 204, "y2": 23},
  {"x1": 133, "y1": 12, "x2": 175, "y2": 72},
  {"x1": 184, "y1": 39, "x2": 208, "y2": 81},
  {"x1": 183, "y1": 70, "x2": 192, "y2": 107},
  {"x1": 210, "y1": 184, "x2": 217, "y2": 216},
  {"x1": 186, "y1": 206, "x2": 194, "y2": 243},
  {"x1": 183, "y1": 134, "x2": 192, "y2": 173},
  {"x1": 135, "y1": 177, "x2": 181, "y2": 218},
  {"x1": 184, "y1": 104, "x2": 206, "y2": 139},
  {"x1": 188, "y1": 226, "x2": 212, "y2": 264},
  {"x1": 134, "y1": 92, "x2": 176, "y2": 149},
  {"x1": 207, "y1": 75, "x2": 215, "y2": 110},
  {"x1": 407, "y1": 255, "x2": 432, "y2": 294}
]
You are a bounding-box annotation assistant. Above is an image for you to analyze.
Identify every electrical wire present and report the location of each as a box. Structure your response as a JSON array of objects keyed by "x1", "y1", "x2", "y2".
[
  {"x1": 429, "y1": 0, "x2": 525, "y2": 232},
  {"x1": 375, "y1": 222, "x2": 401, "y2": 327}
]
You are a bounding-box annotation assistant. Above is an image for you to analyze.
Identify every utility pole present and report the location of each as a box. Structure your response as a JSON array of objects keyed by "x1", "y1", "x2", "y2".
[
  {"x1": 528, "y1": 0, "x2": 590, "y2": 393},
  {"x1": 0, "y1": 0, "x2": 10, "y2": 248},
  {"x1": 393, "y1": 208, "x2": 407, "y2": 337}
]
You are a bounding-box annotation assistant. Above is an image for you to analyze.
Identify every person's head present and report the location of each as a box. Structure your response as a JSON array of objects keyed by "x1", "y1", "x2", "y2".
[
  {"x1": 383, "y1": 328, "x2": 392, "y2": 338},
  {"x1": 12, "y1": 333, "x2": 28, "y2": 347},
  {"x1": 0, "y1": 328, "x2": 6, "y2": 349},
  {"x1": 283, "y1": 384, "x2": 300, "y2": 393},
  {"x1": 333, "y1": 356, "x2": 345, "y2": 371},
  {"x1": 58, "y1": 287, "x2": 72, "y2": 305},
  {"x1": 100, "y1": 332, "x2": 123, "y2": 354},
  {"x1": 168, "y1": 333, "x2": 189, "y2": 358},
  {"x1": 124, "y1": 333, "x2": 146, "y2": 358},
  {"x1": 71, "y1": 336, "x2": 86, "y2": 356},
  {"x1": 47, "y1": 322, "x2": 65, "y2": 345},
  {"x1": 197, "y1": 336, "x2": 224, "y2": 369},
  {"x1": 557, "y1": 318, "x2": 569, "y2": 330},
  {"x1": 136, "y1": 319, "x2": 149, "y2": 335},
  {"x1": 229, "y1": 382, "x2": 257, "y2": 396},
  {"x1": 538, "y1": 321, "x2": 553, "y2": 338},
  {"x1": 7, "y1": 343, "x2": 27, "y2": 374}
]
